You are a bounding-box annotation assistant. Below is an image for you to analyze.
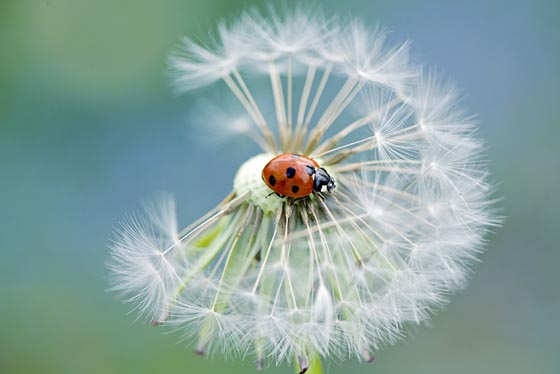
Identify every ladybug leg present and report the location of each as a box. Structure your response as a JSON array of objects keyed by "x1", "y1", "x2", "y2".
[
  {"x1": 267, "y1": 192, "x2": 286, "y2": 199},
  {"x1": 290, "y1": 196, "x2": 307, "y2": 205},
  {"x1": 312, "y1": 191, "x2": 325, "y2": 200},
  {"x1": 289, "y1": 197, "x2": 307, "y2": 206}
]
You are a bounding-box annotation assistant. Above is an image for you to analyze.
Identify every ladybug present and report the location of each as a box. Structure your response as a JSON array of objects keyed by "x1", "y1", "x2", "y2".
[{"x1": 262, "y1": 153, "x2": 336, "y2": 199}]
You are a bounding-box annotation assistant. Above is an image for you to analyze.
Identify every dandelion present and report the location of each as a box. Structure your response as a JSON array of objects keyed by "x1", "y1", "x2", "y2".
[{"x1": 108, "y1": 6, "x2": 500, "y2": 373}]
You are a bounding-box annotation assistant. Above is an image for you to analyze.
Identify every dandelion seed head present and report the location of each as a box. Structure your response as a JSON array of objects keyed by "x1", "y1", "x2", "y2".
[{"x1": 109, "y1": 6, "x2": 501, "y2": 371}]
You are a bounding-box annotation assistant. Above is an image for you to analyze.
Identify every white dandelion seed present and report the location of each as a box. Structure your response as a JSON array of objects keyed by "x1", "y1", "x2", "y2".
[{"x1": 109, "y1": 7, "x2": 501, "y2": 373}]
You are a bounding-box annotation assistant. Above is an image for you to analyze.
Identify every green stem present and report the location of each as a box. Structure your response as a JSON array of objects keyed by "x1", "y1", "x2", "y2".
[
  {"x1": 294, "y1": 354, "x2": 322, "y2": 374},
  {"x1": 307, "y1": 356, "x2": 322, "y2": 374}
]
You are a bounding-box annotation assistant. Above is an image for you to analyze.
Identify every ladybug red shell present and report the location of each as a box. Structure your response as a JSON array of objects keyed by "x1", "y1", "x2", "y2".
[{"x1": 262, "y1": 153, "x2": 336, "y2": 198}]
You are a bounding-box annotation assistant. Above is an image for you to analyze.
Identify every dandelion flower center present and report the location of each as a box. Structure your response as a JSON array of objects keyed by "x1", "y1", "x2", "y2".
[{"x1": 233, "y1": 153, "x2": 280, "y2": 214}]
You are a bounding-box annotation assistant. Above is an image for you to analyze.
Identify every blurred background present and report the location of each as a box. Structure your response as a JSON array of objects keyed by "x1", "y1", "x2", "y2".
[{"x1": 1, "y1": 0, "x2": 558, "y2": 373}]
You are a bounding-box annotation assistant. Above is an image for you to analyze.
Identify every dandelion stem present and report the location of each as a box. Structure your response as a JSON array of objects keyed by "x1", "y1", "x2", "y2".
[
  {"x1": 308, "y1": 203, "x2": 344, "y2": 304},
  {"x1": 319, "y1": 128, "x2": 427, "y2": 165},
  {"x1": 287, "y1": 54, "x2": 293, "y2": 132},
  {"x1": 312, "y1": 96, "x2": 402, "y2": 154},
  {"x1": 305, "y1": 78, "x2": 364, "y2": 153},
  {"x1": 332, "y1": 191, "x2": 400, "y2": 271},
  {"x1": 269, "y1": 60, "x2": 289, "y2": 149},
  {"x1": 251, "y1": 207, "x2": 282, "y2": 294},
  {"x1": 280, "y1": 203, "x2": 299, "y2": 311},
  {"x1": 211, "y1": 204, "x2": 254, "y2": 311},
  {"x1": 300, "y1": 64, "x2": 333, "y2": 142},
  {"x1": 300, "y1": 206, "x2": 324, "y2": 287},
  {"x1": 161, "y1": 191, "x2": 247, "y2": 255},
  {"x1": 313, "y1": 134, "x2": 377, "y2": 158},
  {"x1": 317, "y1": 197, "x2": 364, "y2": 271},
  {"x1": 223, "y1": 73, "x2": 276, "y2": 151},
  {"x1": 294, "y1": 65, "x2": 317, "y2": 151}
]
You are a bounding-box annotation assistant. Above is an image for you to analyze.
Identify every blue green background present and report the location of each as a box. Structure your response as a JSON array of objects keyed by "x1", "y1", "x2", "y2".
[{"x1": 1, "y1": 0, "x2": 558, "y2": 373}]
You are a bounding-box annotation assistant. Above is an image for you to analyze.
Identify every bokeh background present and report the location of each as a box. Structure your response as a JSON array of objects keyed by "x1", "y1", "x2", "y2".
[{"x1": 1, "y1": 0, "x2": 558, "y2": 373}]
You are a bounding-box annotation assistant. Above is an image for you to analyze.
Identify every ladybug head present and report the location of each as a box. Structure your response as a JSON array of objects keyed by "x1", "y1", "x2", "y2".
[{"x1": 314, "y1": 167, "x2": 336, "y2": 193}]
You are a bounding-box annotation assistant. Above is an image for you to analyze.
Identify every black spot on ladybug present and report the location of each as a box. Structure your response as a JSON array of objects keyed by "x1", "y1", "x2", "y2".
[
  {"x1": 305, "y1": 164, "x2": 315, "y2": 176},
  {"x1": 286, "y1": 167, "x2": 296, "y2": 178},
  {"x1": 291, "y1": 185, "x2": 300, "y2": 193},
  {"x1": 269, "y1": 175, "x2": 276, "y2": 186},
  {"x1": 291, "y1": 154, "x2": 301, "y2": 159}
]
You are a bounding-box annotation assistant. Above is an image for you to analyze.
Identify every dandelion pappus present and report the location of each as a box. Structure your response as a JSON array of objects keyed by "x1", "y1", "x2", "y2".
[
  {"x1": 109, "y1": 5, "x2": 501, "y2": 372},
  {"x1": 262, "y1": 153, "x2": 335, "y2": 198}
]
